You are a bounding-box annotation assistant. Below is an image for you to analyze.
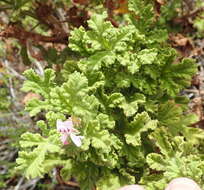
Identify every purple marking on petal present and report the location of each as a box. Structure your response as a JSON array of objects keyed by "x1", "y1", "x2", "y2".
[
  {"x1": 60, "y1": 133, "x2": 69, "y2": 145},
  {"x1": 57, "y1": 119, "x2": 74, "y2": 133}
]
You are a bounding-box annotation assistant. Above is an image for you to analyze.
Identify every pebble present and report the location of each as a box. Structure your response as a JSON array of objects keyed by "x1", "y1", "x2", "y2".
[
  {"x1": 165, "y1": 177, "x2": 201, "y2": 190},
  {"x1": 118, "y1": 185, "x2": 145, "y2": 190}
]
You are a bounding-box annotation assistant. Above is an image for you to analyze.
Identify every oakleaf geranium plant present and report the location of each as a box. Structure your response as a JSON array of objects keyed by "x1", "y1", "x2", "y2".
[{"x1": 16, "y1": 3, "x2": 204, "y2": 190}]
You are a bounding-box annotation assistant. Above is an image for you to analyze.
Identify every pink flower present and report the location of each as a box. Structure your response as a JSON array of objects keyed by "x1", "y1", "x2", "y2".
[{"x1": 57, "y1": 118, "x2": 84, "y2": 147}]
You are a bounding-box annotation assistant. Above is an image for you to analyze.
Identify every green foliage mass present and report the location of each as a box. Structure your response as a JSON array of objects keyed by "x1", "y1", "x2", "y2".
[{"x1": 15, "y1": 1, "x2": 204, "y2": 190}]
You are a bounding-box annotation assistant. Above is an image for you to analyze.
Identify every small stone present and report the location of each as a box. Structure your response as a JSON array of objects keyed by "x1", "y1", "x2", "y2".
[
  {"x1": 118, "y1": 185, "x2": 145, "y2": 190},
  {"x1": 165, "y1": 177, "x2": 201, "y2": 190}
]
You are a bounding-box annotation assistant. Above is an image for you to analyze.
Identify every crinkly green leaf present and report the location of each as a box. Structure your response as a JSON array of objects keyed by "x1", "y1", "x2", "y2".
[
  {"x1": 36, "y1": 120, "x2": 49, "y2": 136},
  {"x1": 83, "y1": 115, "x2": 121, "y2": 155},
  {"x1": 128, "y1": 0, "x2": 143, "y2": 14},
  {"x1": 110, "y1": 25, "x2": 135, "y2": 51},
  {"x1": 183, "y1": 127, "x2": 204, "y2": 144},
  {"x1": 86, "y1": 13, "x2": 113, "y2": 51},
  {"x1": 71, "y1": 162, "x2": 100, "y2": 190},
  {"x1": 149, "y1": 128, "x2": 174, "y2": 157},
  {"x1": 21, "y1": 69, "x2": 56, "y2": 116},
  {"x1": 108, "y1": 93, "x2": 145, "y2": 117},
  {"x1": 117, "y1": 52, "x2": 140, "y2": 74},
  {"x1": 128, "y1": 0, "x2": 154, "y2": 31},
  {"x1": 146, "y1": 153, "x2": 166, "y2": 171},
  {"x1": 157, "y1": 101, "x2": 199, "y2": 139},
  {"x1": 69, "y1": 27, "x2": 90, "y2": 54},
  {"x1": 70, "y1": 14, "x2": 134, "y2": 54},
  {"x1": 24, "y1": 99, "x2": 52, "y2": 116},
  {"x1": 160, "y1": 58, "x2": 197, "y2": 96},
  {"x1": 87, "y1": 122, "x2": 113, "y2": 153},
  {"x1": 108, "y1": 93, "x2": 125, "y2": 108},
  {"x1": 16, "y1": 150, "x2": 45, "y2": 179},
  {"x1": 125, "y1": 112, "x2": 157, "y2": 146},
  {"x1": 140, "y1": 173, "x2": 166, "y2": 190},
  {"x1": 19, "y1": 132, "x2": 61, "y2": 152},
  {"x1": 50, "y1": 72, "x2": 99, "y2": 120},
  {"x1": 79, "y1": 51, "x2": 115, "y2": 72},
  {"x1": 137, "y1": 49, "x2": 157, "y2": 65},
  {"x1": 22, "y1": 69, "x2": 55, "y2": 98},
  {"x1": 97, "y1": 173, "x2": 121, "y2": 190},
  {"x1": 97, "y1": 113, "x2": 115, "y2": 129},
  {"x1": 16, "y1": 132, "x2": 62, "y2": 179},
  {"x1": 87, "y1": 13, "x2": 110, "y2": 37},
  {"x1": 120, "y1": 145, "x2": 146, "y2": 167},
  {"x1": 145, "y1": 137, "x2": 204, "y2": 189},
  {"x1": 119, "y1": 101, "x2": 138, "y2": 117}
]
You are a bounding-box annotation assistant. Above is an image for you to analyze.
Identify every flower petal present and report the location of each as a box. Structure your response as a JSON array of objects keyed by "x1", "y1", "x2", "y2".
[
  {"x1": 70, "y1": 133, "x2": 84, "y2": 147},
  {"x1": 57, "y1": 119, "x2": 73, "y2": 133},
  {"x1": 63, "y1": 120, "x2": 73, "y2": 128},
  {"x1": 57, "y1": 120, "x2": 63, "y2": 132},
  {"x1": 60, "y1": 133, "x2": 69, "y2": 145}
]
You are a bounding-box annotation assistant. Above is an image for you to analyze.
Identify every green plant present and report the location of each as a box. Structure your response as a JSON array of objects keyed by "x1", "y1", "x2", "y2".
[
  {"x1": 193, "y1": 0, "x2": 204, "y2": 36},
  {"x1": 15, "y1": 1, "x2": 204, "y2": 188}
]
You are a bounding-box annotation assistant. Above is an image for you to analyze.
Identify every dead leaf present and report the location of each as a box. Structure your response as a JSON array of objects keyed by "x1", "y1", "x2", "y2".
[
  {"x1": 169, "y1": 33, "x2": 194, "y2": 57},
  {"x1": 22, "y1": 92, "x2": 41, "y2": 105},
  {"x1": 0, "y1": 80, "x2": 4, "y2": 86},
  {"x1": 154, "y1": 0, "x2": 165, "y2": 16},
  {"x1": 0, "y1": 64, "x2": 4, "y2": 86},
  {"x1": 67, "y1": 6, "x2": 89, "y2": 28},
  {"x1": 72, "y1": 0, "x2": 90, "y2": 5},
  {"x1": 156, "y1": 0, "x2": 165, "y2": 5},
  {"x1": 191, "y1": 119, "x2": 204, "y2": 129},
  {"x1": 191, "y1": 75, "x2": 200, "y2": 88},
  {"x1": 191, "y1": 97, "x2": 203, "y2": 120},
  {"x1": 0, "y1": 62, "x2": 4, "y2": 73},
  {"x1": 114, "y1": 0, "x2": 129, "y2": 15},
  {"x1": 169, "y1": 33, "x2": 189, "y2": 46}
]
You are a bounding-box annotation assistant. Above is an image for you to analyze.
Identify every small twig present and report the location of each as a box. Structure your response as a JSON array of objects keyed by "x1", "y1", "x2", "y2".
[
  {"x1": 183, "y1": 89, "x2": 199, "y2": 94},
  {"x1": 14, "y1": 177, "x2": 24, "y2": 190},
  {"x1": 184, "y1": 7, "x2": 204, "y2": 19},
  {"x1": 104, "y1": 0, "x2": 119, "y2": 27},
  {"x1": 34, "y1": 60, "x2": 44, "y2": 76},
  {"x1": 0, "y1": 139, "x2": 11, "y2": 145},
  {"x1": 107, "y1": 17, "x2": 119, "y2": 27},
  {"x1": 197, "y1": 15, "x2": 204, "y2": 19},
  {"x1": 26, "y1": 40, "x2": 44, "y2": 75},
  {"x1": 8, "y1": 77, "x2": 15, "y2": 100},
  {"x1": 29, "y1": 178, "x2": 39, "y2": 190},
  {"x1": 1, "y1": 60, "x2": 25, "y2": 109},
  {"x1": 29, "y1": 22, "x2": 41, "y2": 32},
  {"x1": 0, "y1": 24, "x2": 69, "y2": 45},
  {"x1": 0, "y1": 111, "x2": 24, "y2": 117},
  {"x1": 20, "y1": 178, "x2": 40, "y2": 190},
  {"x1": 0, "y1": 6, "x2": 12, "y2": 11},
  {"x1": 56, "y1": 8, "x2": 69, "y2": 34},
  {"x1": 56, "y1": 166, "x2": 79, "y2": 187},
  {"x1": 173, "y1": 7, "x2": 204, "y2": 24},
  {"x1": 2, "y1": 60, "x2": 26, "y2": 80}
]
